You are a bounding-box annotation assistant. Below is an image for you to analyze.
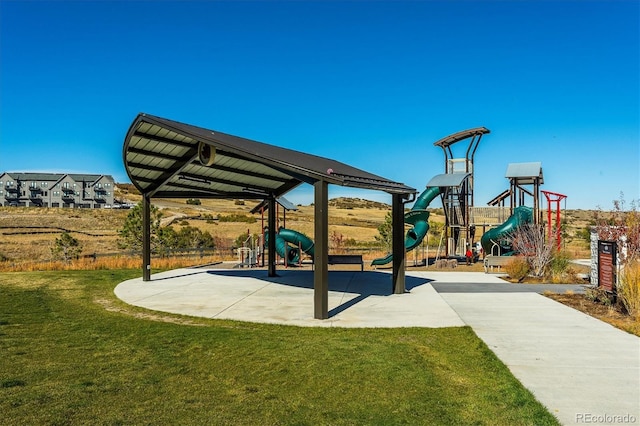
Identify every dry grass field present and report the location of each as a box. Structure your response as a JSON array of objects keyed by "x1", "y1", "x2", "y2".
[
  {"x1": 0, "y1": 185, "x2": 594, "y2": 266},
  {"x1": 0, "y1": 197, "x2": 393, "y2": 264},
  {"x1": 3, "y1": 191, "x2": 637, "y2": 337}
]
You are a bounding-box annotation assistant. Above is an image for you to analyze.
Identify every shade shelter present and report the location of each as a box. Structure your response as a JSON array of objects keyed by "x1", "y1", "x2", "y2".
[{"x1": 123, "y1": 113, "x2": 416, "y2": 319}]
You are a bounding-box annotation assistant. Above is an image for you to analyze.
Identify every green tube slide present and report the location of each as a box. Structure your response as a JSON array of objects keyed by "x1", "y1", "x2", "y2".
[
  {"x1": 265, "y1": 227, "x2": 315, "y2": 264},
  {"x1": 480, "y1": 205, "x2": 533, "y2": 256},
  {"x1": 371, "y1": 186, "x2": 443, "y2": 266}
]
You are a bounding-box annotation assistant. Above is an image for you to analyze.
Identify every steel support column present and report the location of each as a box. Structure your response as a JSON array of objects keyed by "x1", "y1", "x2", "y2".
[
  {"x1": 142, "y1": 194, "x2": 151, "y2": 281},
  {"x1": 267, "y1": 196, "x2": 277, "y2": 277},
  {"x1": 392, "y1": 193, "x2": 406, "y2": 294},
  {"x1": 314, "y1": 180, "x2": 328, "y2": 319}
]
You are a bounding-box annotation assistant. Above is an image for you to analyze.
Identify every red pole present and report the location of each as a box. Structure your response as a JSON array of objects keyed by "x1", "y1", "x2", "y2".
[
  {"x1": 547, "y1": 200, "x2": 552, "y2": 242},
  {"x1": 542, "y1": 190, "x2": 567, "y2": 252},
  {"x1": 556, "y1": 201, "x2": 561, "y2": 250}
]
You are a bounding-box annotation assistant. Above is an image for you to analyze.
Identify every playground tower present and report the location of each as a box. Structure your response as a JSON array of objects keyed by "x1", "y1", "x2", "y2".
[
  {"x1": 487, "y1": 162, "x2": 544, "y2": 225},
  {"x1": 430, "y1": 127, "x2": 490, "y2": 257}
]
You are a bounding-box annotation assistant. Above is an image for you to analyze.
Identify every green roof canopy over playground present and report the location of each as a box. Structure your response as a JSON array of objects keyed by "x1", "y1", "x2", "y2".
[{"x1": 122, "y1": 113, "x2": 416, "y2": 320}]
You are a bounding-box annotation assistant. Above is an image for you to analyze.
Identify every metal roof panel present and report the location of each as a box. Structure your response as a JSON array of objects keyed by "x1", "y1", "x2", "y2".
[
  {"x1": 123, "y1": 113, "x2": 416, "y2": 199},
  {"x1": 505, "y1": 162, "x2": 543, "y2": 178}
]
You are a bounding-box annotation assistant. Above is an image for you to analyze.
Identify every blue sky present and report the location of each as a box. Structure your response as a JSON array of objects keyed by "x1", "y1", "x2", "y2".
[{"x1": 1, "y1": 0, "x2": 638, "y2": 210}]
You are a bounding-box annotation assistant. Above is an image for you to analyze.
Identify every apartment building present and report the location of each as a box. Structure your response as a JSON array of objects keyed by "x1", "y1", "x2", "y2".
[{"x1": 0, "y1": 172, "x2": 115, "y2": 208}]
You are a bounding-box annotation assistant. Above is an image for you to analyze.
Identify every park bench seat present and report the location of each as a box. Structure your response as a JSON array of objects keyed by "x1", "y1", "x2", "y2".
[
  {"x1": 483, "y1": 255, "x2": 512, "y2": 273},
  {"x1": 327, "y1": 254, "x2": 364, "y2": 271}
]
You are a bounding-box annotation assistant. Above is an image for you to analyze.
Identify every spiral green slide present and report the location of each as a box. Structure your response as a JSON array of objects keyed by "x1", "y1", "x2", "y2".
[
  {"x1": 265, "y1": 227, "x2": 315, "y2": 264},
  {"x1": 371, "y1": 186, "x2": 443, "y2": 266},
  {"x1": 480, "y1": 205, "x2": 533, "y2": 256}
]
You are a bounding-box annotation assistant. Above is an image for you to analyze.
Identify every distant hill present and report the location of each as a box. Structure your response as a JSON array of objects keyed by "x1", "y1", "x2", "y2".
[{"x1": 328, "y1": 197, "x2": 390, "y2": 210}]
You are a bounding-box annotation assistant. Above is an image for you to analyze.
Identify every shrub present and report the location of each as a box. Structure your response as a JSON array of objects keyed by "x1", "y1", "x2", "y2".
[
  {"x1": 51, "y1": 232, "x2": 82, "y2": 263},
  {"x1": 218, "y1": 213, "x2": 256, "y2": 223},
  {"x1": 585, "y1": 286, "x2": 615, "y2": 307},
  {"x1": 330, "y1": 231, "x2": 345, "y2": 251},
  {"x1": 618, "y1": 261, "x2": 640, "y2": 319},
  {"x1": 510, "y1": 223, "x2": 553, "y2": 277},
  {"x1": 234, "y1": 199, "x2": 245, "y2": 206},
  {"x1": 344, "y1": 237, "x2": 358, "y2": 247},
  {"x1": 186, "y1": 198, "x2": 201, "y2": 205},
  {"x1": 548, "y1": 250, "x2": 571, "y2": 275},
  {"x1": 547, "y1": 250, "x2": 575, "y2": 283},
  {"x1": 234, "y1": 232, "x2": 260, "y2": 249},
  {"x1": 504, "y1": 256, "x2": 530, "y2": 282}
]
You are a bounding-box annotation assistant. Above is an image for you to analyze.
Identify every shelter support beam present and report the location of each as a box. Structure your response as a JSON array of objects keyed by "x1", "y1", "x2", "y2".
[
  {"x1": 392, "y1": 193, "x2": 406, "y2": 294},
  {"x1": 314, "y1": 180, "x2": 329, "y2": 319},
  {"x1": 142, "y1": 194, "x2": 151, "y2": 281},
  {"x1": 267, "y1": 196, "x2": 277, "y2": 277}
]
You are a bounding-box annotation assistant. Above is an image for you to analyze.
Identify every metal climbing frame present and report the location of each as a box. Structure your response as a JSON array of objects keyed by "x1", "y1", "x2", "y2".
[{"x1": 432, "y1": 127, "x2": 490, "y2": 257}]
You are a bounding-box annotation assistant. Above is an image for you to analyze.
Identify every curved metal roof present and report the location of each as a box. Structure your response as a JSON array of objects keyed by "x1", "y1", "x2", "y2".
[
  {"x1": 432, "y1": 127, "x2": 490, "y2": 148},
  {"x1": 123, "y1": 113, "x2": 415, "y2": 199}
]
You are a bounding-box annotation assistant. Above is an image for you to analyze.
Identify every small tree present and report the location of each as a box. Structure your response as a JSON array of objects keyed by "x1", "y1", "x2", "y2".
[
  {"x1": 330, "y1": 231, "x2": 345, "y2": 252},
  {"x1": 427, "y1": 220, "x2": 444, "y2": 247},
  {"x1": 157, "y1": 226, "x2": 179, "y2": 257},
  {"x1": 375, "y1": 211, "x2": 393, "y2": 251},
  {"x1": 510, "y1": 223, "x2": 554, "y2": 277},
  {"x1": 118, "y1": 201, "x2": 163, "y2": 253},
  {"x1": 51, "y1": 232, "x2": 82, "y2": 262},
  {"x1": 177, "y1": 226, "x2": 215, "y2": 250}
]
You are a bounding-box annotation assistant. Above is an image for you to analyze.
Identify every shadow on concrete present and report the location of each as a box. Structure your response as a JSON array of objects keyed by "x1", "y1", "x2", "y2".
[
  {"x1": 149, "y1": 270, "x2": 207, "y2": 281},
  {"x1": 207, "y1": 269, "x2": 433, "y2": 318}
]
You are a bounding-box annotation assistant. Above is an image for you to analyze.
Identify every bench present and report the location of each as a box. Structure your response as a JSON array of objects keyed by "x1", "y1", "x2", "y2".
[
  {"x1": 483, "y1": 255, "x2": 512, "y2": 273},
  {"x1": 327, "y1": 254, "x2": 364, "y2": 271}
]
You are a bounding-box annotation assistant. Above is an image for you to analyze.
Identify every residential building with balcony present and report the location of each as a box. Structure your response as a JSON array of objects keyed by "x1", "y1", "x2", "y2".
[{"x1": 0, "y1": 172, "x2": 115, "y2": 208}]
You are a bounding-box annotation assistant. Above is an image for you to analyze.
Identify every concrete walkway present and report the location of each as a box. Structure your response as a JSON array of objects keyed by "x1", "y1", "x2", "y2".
[
  {"x1": 115, "y1": 268, "x2": 639, "y2": 425},
  {"x1": 115, "y1": 268, "x2": 466, "y2": 328}
]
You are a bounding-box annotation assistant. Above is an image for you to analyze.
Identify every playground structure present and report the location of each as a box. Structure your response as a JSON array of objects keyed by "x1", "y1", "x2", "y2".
[
  {"x1": 236, "y1": 231, "x2": 262, "y2": 268},
  {"x1": 372, "y1": 186, "x2": 443, "y2": 266},
  {"x1": 265, "y1": 227, "x2": 315, "y2": 265},
  {"x1": 370, "y1": 128, "x2": 492, "y2": 266},
  {"x1": 430, "y1": 127, "x2": 489, "y2": 258},
  {"x1": 371, "y1": 128, "x2": 566, "y2": 265},
  {"x1": 251, "y1": 196, "x2": 316, "y2": 267},
  {"x1": 480, "y1": 205, "x2": 533, "y2": 256}
]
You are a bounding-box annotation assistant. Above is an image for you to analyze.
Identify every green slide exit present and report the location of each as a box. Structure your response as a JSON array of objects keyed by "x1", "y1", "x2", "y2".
[
  {"x1": 265, "y1": 227, "x2": 315, "y2": 264},
  {"x1": 480, "y1": 205, "x2": 533, "y2": 256}
]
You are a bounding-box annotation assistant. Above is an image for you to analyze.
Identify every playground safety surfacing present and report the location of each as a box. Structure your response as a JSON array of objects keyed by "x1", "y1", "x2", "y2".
[{"x1": 115, "y1": 267, "x2": 640, "y2": 425}]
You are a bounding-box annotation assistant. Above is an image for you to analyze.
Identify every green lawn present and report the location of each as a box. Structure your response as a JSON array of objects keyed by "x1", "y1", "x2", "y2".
[{"x1": 1, "y1": 270, "x2": 558, "y2": 425}]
